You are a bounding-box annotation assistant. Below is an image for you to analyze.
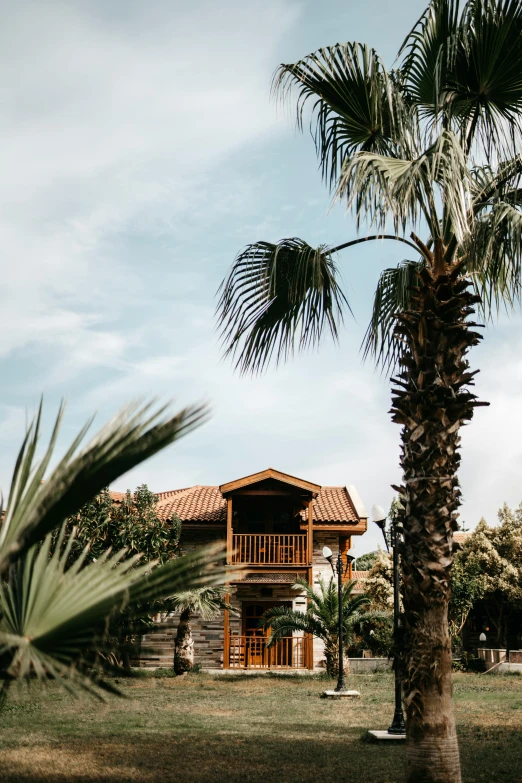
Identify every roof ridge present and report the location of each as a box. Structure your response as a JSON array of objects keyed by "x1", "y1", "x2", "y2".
[{"x1": 156, "y1": 486, "x2": 200, "y2": 501}]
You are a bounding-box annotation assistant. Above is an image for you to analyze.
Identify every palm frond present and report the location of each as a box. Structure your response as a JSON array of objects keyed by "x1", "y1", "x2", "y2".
[
  {"x1": 0, "y1": 532, "x2": 226, "y2": 697},
  {"x1": 467, "y1": 199, "x2": 522, "y2": 315},
  {"x1": 259, "y1": 607, "x2": 327, "y2": 645},
  {"x1": 453, "y1": 0, "x2": 522, "y2": 157},
  {"x1": 398, "y1": 0, "x2": 461, "y2": 120},
  {"x1": 168, "y1": 587, "x2": 236, "y2": 620},
  {"x1": 337, "y1": 129, "x2": 471, "y2": 242},
  {"x1": 399, "y1": 0, "x2": 522, "y2": 157},
  {"x1": 362, "y1": 259, "x2": 424, "y2": 371},
  {"x1": 216, "y1": 238, "x2": 349, "y2": 374},
  {"x1": 272, "y1": 43, "x2": 408, "y2": 190},
  {"x1": 471, "y1": 156, "x2": 522, "y2": 210},
  {"x1": 0, "y1": 400, "x2": 209, "y2": 572}
]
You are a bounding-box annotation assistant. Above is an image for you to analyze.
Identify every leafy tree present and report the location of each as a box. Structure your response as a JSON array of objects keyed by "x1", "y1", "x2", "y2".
[
  {"x1": 0, "y1": 401, "x2": 225, "y2": 700},
  {"x1": 365, "y1": 550, "x2": 394, "y2": 610},
  {"x1": 354, "y1": 550, "x2": 378, "y2": 571},
  {"x1": 259, "y1": 577, "x2": 386, "y2": 677},
  {"x1": 67, "y1": 484, "x2": 181, "y2": 565},
  {"x1": 447, "y1": 553, "x2": 484, "y2": 649},
  {"x1": 458, "y1": 504, "x2": 522, "y2": 645},
  {"x1": 358, "y1": 619, "x2": 394, "y2": 658},
  {"x1": 62, "y1": 484, "x2": 182, "y2": 670},
  {"x1": 170, "y1": 588, "x2": 235, "y2": 674},
  {"x1": 216, "y1": 3, "x2": 522, "y2": 779}
]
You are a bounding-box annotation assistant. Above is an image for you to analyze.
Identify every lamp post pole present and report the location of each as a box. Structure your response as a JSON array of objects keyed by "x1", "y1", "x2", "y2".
[
  {"x1": 388, "y1": 521, "x2": 406, "y2": 735},
  {"x1": 335, "y1": 551, "x2": 346, "y2": 693},
  {"x1": 372, "y1": 504, "x2": 406, "y2": 736},
  {"x1": 322, "y1": 545, "x2": 355, "y2": 694}
]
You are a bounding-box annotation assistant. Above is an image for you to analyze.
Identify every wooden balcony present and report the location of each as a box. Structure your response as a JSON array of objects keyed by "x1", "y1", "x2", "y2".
[
  {"x1": 228, "y1": 635, "x2": 309, "y2": 669},
  {"x1": 230, "y1": 534, "x2": 308, "y2": 565}
]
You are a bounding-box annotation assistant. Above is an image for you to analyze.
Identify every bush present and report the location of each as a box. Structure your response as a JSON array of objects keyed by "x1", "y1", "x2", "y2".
[{"x1": 452, "y1": 652, "x2": 487, "y2": 673}]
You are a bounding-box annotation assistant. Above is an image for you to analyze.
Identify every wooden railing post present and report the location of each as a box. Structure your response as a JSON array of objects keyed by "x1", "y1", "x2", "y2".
[
  {"x1": 226, "y1": 498, "x2": 233, "y2": 565},
  {"x1": 307, "y1": 499, "x2": 313, "y2": 566},
  {"x1": 223, "y1": 593, "x2": 230, "y2": 669}
]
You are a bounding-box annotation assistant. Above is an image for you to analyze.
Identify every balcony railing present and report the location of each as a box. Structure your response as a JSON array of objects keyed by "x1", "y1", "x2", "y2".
[
  {"x1": 228, "y1": 635, "x2": 309, "y2": 669},
  {"x1": 231, "y1": 534, "x2": 307, "y2": 565}
]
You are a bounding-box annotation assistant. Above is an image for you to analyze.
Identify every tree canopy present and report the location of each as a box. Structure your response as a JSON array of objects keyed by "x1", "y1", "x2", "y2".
[
  {"x1": 458, "y1": 503, "x2": 522, "y2": 644},
  {"x1": 66, "y1": 485, "x2": 181, "y2": 565}
]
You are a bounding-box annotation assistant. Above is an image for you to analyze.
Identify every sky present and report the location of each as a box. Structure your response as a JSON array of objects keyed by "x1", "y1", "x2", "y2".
[{"x1": 1, "y1": 0, "x2": 522, "y2": 556}]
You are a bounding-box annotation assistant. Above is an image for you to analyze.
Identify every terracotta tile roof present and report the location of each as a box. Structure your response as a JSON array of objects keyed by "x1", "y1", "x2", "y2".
[
  {"x1": 308, "y1": 486, "x2": 358, "y2": 525},
  {"x1": 155, "y1": 484, "x2": 361, "y2": 527},
  {"x1": 351, "y1": 570, "x2": 370, "y2": 593},
  {"x1": 156, "y1": 486, "x2": 226, "y2": 524},
  {"x1": 156, "y1": 488, "x2": 192, "y2": 501},
  {"x1": 352, "y1": 570, "x2": 370, "y2": 580},
  {"x1": 454, "y1": 531, "x2": 471, "y2": 544}
]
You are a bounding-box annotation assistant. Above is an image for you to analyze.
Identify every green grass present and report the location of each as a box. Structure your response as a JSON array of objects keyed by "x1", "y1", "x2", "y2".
[{"x1": 0, "y1": 672, "x2": 521, "y2": 782}]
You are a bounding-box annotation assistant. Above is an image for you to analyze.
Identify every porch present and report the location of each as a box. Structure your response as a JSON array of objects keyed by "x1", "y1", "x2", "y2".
[
  {"x1": 230, "y1": 534, "x2": 307, "y2": 565},
  {"x1": 227, "y1": 635, "x2": 310, "y2": 670}
]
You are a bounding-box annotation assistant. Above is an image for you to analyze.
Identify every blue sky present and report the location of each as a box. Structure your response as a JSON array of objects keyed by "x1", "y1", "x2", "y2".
[{"x1": 2, "y1": 0, "x2": 522, "y2": 555}]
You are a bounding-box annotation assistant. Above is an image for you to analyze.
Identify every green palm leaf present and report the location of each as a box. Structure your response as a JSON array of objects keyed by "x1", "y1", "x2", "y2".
[
  {"x1": 338, "y1": 130, "x2": 471, "y2": 241},
  {"x1": 272, "y1": 43, "x2": 406, "y2": 189},
  {"x1": 0, "y1": 532, "x2": 226, "y2": 698},
  {"x1": 362, "y1": 260, "x2": 423, "y2": 369},
  {"x1": 400, "y1": 0, "x2": 522, "y2": 155},
  {"x1": 216, "y1": 239, "x2": 349, "y2": 374},
  {"x1": 0, "y1": 400, "x2": 208, "y2": 572},
  {"x1": 169, "y1": 587, "x2": 235, "y2": 620}
]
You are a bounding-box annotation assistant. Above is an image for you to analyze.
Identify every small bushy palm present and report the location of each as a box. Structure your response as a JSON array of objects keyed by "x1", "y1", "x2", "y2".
[
  {"x1": 170, "y1": 588, "x2": 235, "y2": 674},
  {"x1": 259, "y1": 577, "x2": 388, "y2": 677}
]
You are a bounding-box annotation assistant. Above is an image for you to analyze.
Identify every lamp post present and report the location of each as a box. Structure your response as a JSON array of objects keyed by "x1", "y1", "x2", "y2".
[
  {"x1": 322, "y1": 544, "x2": 356, "y2": 693},
  {"x1": 372, "y1": 504, "x2": 406, "y2": 736}
]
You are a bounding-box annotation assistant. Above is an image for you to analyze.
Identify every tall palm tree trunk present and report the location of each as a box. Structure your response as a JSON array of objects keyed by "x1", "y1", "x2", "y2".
[
  {"x1": 174, "y1": 608, "x2": 194, "y2": 674},
  {"x1": 391, "y1": 266, "x2": 484, "y2": 783}
]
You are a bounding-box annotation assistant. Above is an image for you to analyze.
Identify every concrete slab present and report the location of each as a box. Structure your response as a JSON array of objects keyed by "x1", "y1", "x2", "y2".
[
  {"x1": 496, "y1": 663, "x2": 522, "y2": 674},
  {"x1": 367, "y1": 730, "x2": 406, "y2": 741},
  {"x1": 322, "y1": 689, "x2": 360, "y2": 698}
]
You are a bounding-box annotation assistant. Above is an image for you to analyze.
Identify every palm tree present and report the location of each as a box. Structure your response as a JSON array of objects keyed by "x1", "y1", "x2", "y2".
[
  {"x1": 171, "y1": 587, "x2": 234, "y2": 674},
  {"x1": 216, "y1": 3, "x2": 522, "y2": 780},
  {"x1": 0, "y1": 400, "x2": 226, "y2": 700},
  {"x1": 259, "y1": 577, "x2": 385, "y2": 677}
]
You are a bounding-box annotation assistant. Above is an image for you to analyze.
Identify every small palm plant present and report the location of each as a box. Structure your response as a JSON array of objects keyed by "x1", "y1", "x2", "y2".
[
  {"x1": 0, "y1": 400, "x2": 226, "y2": 700},
  {"x1": 259, "y1": 577, "x2": 389, "y2": 677},
  {"x1": 170, "y1": 587, "x2": 235, "y2": 674}
]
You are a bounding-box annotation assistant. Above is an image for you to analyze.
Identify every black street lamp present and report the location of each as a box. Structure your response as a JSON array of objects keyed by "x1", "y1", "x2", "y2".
[
  {"x1": 322, "y1": 544, "x2": 356, "y2": 693},
  {"x1": 372, "y1": 504, "x2": 406, "y2": 735}
]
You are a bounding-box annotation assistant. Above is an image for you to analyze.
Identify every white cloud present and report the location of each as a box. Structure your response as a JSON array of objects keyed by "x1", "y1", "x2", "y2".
[
  {"x1": 3, "y1": 0, "x2": 522, "y2": 560},
  {"x1": 0, "y1": 0, "x2": 300, "y2": 368}
]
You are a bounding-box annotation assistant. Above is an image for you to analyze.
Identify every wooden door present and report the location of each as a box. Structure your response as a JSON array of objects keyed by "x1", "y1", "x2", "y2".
[{"x1": 242, "y1": 602, "x2": 291, "y2": 667}]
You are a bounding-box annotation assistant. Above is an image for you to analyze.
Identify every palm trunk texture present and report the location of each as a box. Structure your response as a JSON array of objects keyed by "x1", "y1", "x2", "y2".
[
  {"x1": 390, "y1": 266, "x2": 485, "y2": 783},
  {"x1": 174, "y1": 608, "x2": 194, "y2": 674}
]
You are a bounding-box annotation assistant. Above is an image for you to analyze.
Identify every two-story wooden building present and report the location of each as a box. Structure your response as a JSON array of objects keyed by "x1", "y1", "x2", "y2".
[{"x1": 145, "y1": 468, "x2": 368, "y2": 671}]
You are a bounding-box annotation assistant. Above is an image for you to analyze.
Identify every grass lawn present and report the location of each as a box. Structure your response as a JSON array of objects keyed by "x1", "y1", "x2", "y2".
[{"x1": 0, "y1": 671, "x2": 521, "y2": 783}]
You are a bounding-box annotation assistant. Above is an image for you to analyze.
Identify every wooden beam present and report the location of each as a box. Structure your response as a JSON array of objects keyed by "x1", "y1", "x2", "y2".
[
  {"x1": 226, "y1": 497, "x2": 233, "y2": 565},
  {"x1": 220, "y1": 468, "x2": 321, "y2": 495},
  {"x1": 311, "y1": 523, "x2": 367, "y2": 532},
  {"x1": 306, "y1": 566, "x2": 314, "y2": 670},
  {"x1": 307, "y1": 500, "x2": 313, "y2": 566},
  {"x1": 339, "y1": 535, "x2": 353, "y2": 582},
  {"x1": 223, "y1": 592, "x2": 230, "y2": 669},
  {"x1": 228, "y1": 489, "x2": 310, "y2": 497}
]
